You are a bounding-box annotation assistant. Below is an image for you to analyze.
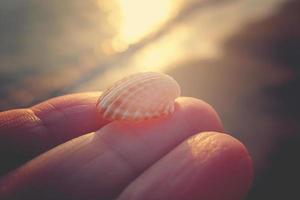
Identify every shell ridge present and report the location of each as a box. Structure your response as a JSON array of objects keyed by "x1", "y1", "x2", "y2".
[
  {"x1": 155, "y1": 95, "x2": 171, "y2": 115},
  {"x1": 126, "y1": 79, "x2": 169, "y2": 119},
  {"x1": 98, "y1": 75, "x2": 135, "y2": 104},
  {"x1": 104, "y1": 75, "x2": 163, "y2": 116},
  {"x1": 97, "y1": 72, "x2": 180, "y2": 121},
  {"x1": 122, "y1": 80, "x2": 163, "y2": 119},
  {"x1": 100, "y1": 73, "x2": 157, "y2": 107},
  {"x1": 140, "y1": 83, "x2": 163, "y2": 115},
  {"x1": 108, "y1": 77, "x2": 162, "y2": 119},
  {"x1": 100, "y1": 73, "x2": 150, "y2": 107}
]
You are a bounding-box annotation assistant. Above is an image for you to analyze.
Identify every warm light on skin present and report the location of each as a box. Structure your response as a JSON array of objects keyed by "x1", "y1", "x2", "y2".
[{"x1": 117, "y1": 0, "x2": 173, "y2": 44}]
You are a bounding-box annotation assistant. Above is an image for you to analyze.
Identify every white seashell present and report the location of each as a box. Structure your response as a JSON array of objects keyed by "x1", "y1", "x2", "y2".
[{"x1": 96, "y1": 72, "x2": 181, "y2": 121}]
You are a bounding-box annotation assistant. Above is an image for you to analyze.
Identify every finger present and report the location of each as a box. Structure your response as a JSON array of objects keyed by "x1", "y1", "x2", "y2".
[
  {"x1": 118, "y1": 132, "x2": 253, "y2": 200},
  {"x1": 0, "y1": 92, "x2": 110, "y2": 174},
  {"x1": 0, "y1": 97, "x2": 223, "y2": 200}
]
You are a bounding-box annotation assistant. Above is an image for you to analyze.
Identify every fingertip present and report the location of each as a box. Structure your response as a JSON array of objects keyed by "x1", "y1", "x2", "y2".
[
  {"x1": 118, "y1": 132, "x2": 253, "y2": 200},
  {"x1": 175, "y1": 97, "x2": 224, "y2": 133},
  {"x1": 188, "y1": 132, "x2": 254, "y2": 200}
]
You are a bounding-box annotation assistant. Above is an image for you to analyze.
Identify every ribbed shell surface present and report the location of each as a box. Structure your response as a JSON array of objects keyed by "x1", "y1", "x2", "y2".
[{"x1": 96, "y1": 72, "x2": 181, "y2": 121}]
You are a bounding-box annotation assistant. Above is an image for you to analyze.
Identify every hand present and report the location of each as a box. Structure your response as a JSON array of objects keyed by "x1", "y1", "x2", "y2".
[{"x1": 0, "y1": 92, "x2": 253, "y2": 200}]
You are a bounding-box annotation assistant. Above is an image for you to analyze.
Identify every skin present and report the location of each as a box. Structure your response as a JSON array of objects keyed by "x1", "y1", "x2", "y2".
[{"x1": 0, "y1": 92, "x2": 253, "y2": 200}]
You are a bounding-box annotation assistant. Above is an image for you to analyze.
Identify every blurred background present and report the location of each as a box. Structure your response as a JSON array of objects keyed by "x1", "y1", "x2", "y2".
[{"x1": 0, "y1": 0, "x2": 299, "y2": 199}]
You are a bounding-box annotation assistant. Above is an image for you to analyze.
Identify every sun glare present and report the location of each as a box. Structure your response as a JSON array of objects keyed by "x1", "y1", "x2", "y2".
[{"x1": 117, "y1": 0, "x2": 173, "y2": 45}]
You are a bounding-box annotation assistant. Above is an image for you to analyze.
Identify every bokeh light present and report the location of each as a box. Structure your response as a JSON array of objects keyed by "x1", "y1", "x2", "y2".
[{"x1": 117, "y1": 0, "x2": 173, "y2": 45}]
